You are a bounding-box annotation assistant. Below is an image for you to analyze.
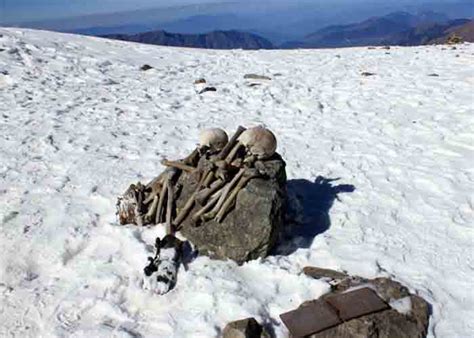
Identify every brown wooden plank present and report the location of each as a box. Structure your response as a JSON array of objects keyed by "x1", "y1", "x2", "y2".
[
  {"x1": 280, "y1": 300, "x2": 341, "y2": 337},
  {"x1": 326, "y1": 287, "x2": 389, "y2": 321}
]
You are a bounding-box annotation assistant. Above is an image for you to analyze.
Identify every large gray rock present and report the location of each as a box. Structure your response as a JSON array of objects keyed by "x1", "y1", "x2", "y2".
[
  {"x1": 175, "y1": 153, "x2": 286, "y2": 263},
  {"x1": 300, "y1": 267, "x2": 430, "y2": 338}
]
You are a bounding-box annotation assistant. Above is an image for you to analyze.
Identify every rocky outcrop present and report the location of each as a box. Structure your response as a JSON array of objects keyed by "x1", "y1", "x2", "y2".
[
  {"x1": 298, "y1": 267, "x2": 431, "y2": 338},
  {"x1": 176, "y1": 153, "x2": 287, "y2": 263}
]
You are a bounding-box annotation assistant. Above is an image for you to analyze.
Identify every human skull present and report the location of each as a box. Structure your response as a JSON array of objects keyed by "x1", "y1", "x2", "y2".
[
  {"x1": 198, "y1": 128, "x2": 229, "y2": 152},
  {"x1": 238, "y1": 126, "x2": 277, "y2": 160}
]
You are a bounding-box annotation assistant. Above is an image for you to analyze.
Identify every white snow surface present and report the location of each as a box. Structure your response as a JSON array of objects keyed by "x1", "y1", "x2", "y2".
[{"x1": 0, "y1": 28, "x2": 473, "y2": 337}]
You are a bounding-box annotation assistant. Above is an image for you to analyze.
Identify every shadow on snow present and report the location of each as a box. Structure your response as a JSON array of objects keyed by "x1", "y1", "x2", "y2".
[{"x1": 273, "y1": 176, "x2": 356, "y2": 256}]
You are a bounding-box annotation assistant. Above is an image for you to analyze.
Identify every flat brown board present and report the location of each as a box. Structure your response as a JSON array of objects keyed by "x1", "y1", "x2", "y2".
[
  {"x1": 326, "y1": 287, "x2": 389, "y2": 321},
  {"x1": 280, "y1": 300, "x2": 342, "y2": 337}
]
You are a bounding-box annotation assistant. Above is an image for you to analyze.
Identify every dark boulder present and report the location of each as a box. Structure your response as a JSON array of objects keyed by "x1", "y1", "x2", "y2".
[{"x1": 176, "y1": 153, "x2": 287, "y2": 263}]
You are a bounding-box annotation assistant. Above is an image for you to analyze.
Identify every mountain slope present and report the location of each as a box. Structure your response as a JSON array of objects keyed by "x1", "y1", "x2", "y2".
[
  {"x1": 285, "y1": 11, "x2": 459, "y2": 48},
  {"x1": 0, "y1": 28, "x2": 473, "y2": 337},
  {"x1": 103, "y1": 29, "x2": 274, "y2": 49},
  {"x1": 386, "y1": 19, "x2": 471, "y2": 45},
  {"x1": 429, "y1": 20, "x2": 474, "y2": 43}
]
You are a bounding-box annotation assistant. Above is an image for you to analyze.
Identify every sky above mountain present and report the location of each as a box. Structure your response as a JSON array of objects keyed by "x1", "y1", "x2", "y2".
[{"x1": 2, "y1": 0, "x2": 470, "y2": 24}]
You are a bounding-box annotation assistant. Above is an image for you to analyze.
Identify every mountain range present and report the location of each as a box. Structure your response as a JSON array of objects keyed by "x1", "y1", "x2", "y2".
[
  {"x1": 103, "y1": 30, "x2": 274, "y2": 50},
  {"x1": 101, "y1": 11, "x2": 473, "y2": 50},
  {"x1": 284, "y1": 11, "x2": 473, "y2": 48}
]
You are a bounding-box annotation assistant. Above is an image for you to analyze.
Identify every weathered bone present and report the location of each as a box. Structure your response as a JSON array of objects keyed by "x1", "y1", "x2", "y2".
[
  {"x1": 166, "y1": 177, "x2": 174, "y2": 234},
  {"x1": 215, "y1": 169, "x2": 260, "y2": 223},
  {"x1": 173, "y1": 190, "x2": 197, "y2": 229},
  {"x1": 161, "y1": 160, "x2": 196, "y2": 173},
  {"x1": 192, "y1": 190, "x2": 223, "y2": 223},
  {"x1": 145, "y1": 194, "x2": 159, "y2": 223},
  {"x1": 217, "y1": 126, "x2": 246, "y2": 160},
  {"x1": 156, "y1": 179, "x2": 168, "y2": 224},
  {"x1": 202, "y1": 168, "x2": 246, "y2": 221},
  {"x1": 195, "y1": 179, "x2": 225, "y2": 205},
  {"x1": 182, "y1": 148, "x2": 200, "y2": 166},
  {"x1": 144, "y1": 180, "x2": 163, "y2": 204}
]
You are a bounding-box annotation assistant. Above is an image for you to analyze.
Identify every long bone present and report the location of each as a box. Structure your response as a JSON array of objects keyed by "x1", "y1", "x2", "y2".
[
  {"x1": 155, "y1": 179, "x2": 168, "y2": 224},
  {"x1": 215, "y1": 168, "x2": 260, "y2": 223},
  {"x1": 195, "y1": 179, "x2": 226, "y2": 206},
  {"x1": 202, "y1": 167, "x2": 246, "y2": 221},
  {"x1": 161, "y1": 159, "x2": 196, "y2": 173},
  {"x1": 191, "y1": 189, "x2": 223, "y2": 223},
  {"x1": 145, "y1": 194, "x2": 159, "y2": 224}
]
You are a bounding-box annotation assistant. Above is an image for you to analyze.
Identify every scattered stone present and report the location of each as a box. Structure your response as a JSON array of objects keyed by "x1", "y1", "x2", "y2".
[
  {"x1": 303, "y1": 266, "x2": 348, "y2": 281},
  {"x1": 381, "y1": 46, "x2": 391, "y2": 50},
  {"x1": 194, "y1": 78, "x2": 206, "y2": 84},
  {"x1": 447, "y1": 34, "x2": 463, "y2": 45},
  {"x1": 361, "y1": 72, "x2": 376, "y2": 77},
  {"x1": 198, "y1": 86, "x2": 217, "y2": 94},
  {"x1": 244, "y1": 74, "x2": 272, "y2": 81},
  {"x1": 428, "y1": 73, "x2": 439, "y2": 77},
  {"x1": 140, "y1": 64, "x2": 153, "y2": 71},
  {"x1": 292, "y1": 268, "x2": 430, "y2": 338},
  {"x1": 248, "y1": 83, "x2": 262, "y2": 87},
  {"x1": 177, "y1": 154, "x2": 287, "y2": 263},
  {"x1": 223, "y1": 318, "x2": 270, "y2": 338},
  {"x1": 368, "y1": 47, "x2": 376, "y2": 50},
  {"x1": 0, "y1": 70, "x2": 8, "y2": 75}
]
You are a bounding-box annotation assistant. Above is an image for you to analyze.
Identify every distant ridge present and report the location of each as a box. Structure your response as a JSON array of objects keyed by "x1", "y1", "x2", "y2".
[
  {"x1": 102, "y1": 30, "x2": 273, "y2": 50},
  {"x1": 282, "y1": 11, "x2": 471, "y2": 48}
]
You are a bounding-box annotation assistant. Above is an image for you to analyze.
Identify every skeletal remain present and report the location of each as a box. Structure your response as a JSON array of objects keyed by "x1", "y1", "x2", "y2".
[
  {"x1": 144, "y1": 194, "x2": 159, "y2": 223},
  {"x1": 198, "y1": 128, "x2": 228, "y2": 153},
  {"x1": 217, "y1": 126, "x2": 246, "y2": 160},
  {"x1": 192, "y1": 189, "x2": 223, "y2": 223},
  {"x1": 215, "y1": 168, "x2": 260, "y2": 223},
  {"x1": 155, "y1": 179, "x2": 168, "y2": 224},
  {"x1": 195, "y1": 179, "x2": 225, "y2": 205},
  {"x1": 202, "y1": 168, "x2": 246, "y2": 221},
  {"x1": 197, "y1": 126, "x2": 246, "y2": 191},
  {"x1": 165, "y1": 175, "x2": 174, "y2": 234},
  {"x1": 226, "y1": 126, "x2": 277, "y2": 163},
  {"x1": 117, "y1": 183, "x2": 146, "y2": 226},
  {"x1": 161, "y1": 159, "x2": 196, "y2": 173}
]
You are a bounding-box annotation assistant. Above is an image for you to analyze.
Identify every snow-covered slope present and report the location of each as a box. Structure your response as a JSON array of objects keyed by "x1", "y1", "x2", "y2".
[{"x1": 0, "y1": 28, "x2": 472, "y2": 337}]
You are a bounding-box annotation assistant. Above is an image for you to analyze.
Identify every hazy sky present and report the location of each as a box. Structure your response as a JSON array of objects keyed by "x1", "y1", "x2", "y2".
[
  {"x1": 0, "y1": 0, "x2": 227, "y2": 23},
  {"x1": 0, "y1": 0, "x2": 469, "y2": 24}
]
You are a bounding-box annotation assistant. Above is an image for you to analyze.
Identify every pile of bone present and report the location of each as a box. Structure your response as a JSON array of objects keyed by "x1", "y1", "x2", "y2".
[{"x1": 116, "y1": 125, "x2": 279, "y2": 235}]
